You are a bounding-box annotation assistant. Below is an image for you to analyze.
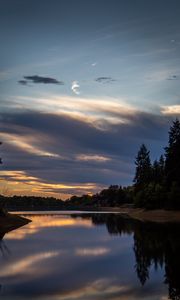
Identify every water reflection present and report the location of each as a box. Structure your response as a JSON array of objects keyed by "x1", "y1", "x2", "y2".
[
  {"x1": 79, "y1": 213, "x2": 180, "y2": 300},
  {"x1": 0, "y1": 212, "x2": 179, "y2": 299}
]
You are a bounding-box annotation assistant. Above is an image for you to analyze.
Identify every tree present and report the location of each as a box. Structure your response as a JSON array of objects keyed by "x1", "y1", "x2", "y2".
[
  {"x1": 133, "y1": 144, "x2": 152, "y2": 193},
  {"x1": 152, "y1": 155, "x2": 165, "y2": 185},
  {"x1": 0, "y1": 142, "x2": 2, "y2": 165},
  {"x1": 165, "y1": 119, "x2": 180, "y2": 187}
]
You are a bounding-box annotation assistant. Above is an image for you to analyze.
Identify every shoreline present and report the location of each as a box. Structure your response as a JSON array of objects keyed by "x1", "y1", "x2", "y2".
[
  {"x1": 8, "y1": 207, "x2": 180, "y2": 223},
  {"x1": 0, "y1": 213, "x2": 31, "y2": 236},
  {"x1": 96, "y1": 207, "x2": 180, "y2": 223}
]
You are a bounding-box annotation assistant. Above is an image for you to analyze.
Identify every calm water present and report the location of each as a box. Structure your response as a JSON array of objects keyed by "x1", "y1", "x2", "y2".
[{"x1": 0, "y1": 212, "x2": 180, "y2": 300}]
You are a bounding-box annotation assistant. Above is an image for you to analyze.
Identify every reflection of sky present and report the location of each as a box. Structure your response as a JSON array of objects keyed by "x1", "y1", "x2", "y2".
[{"x1": 0, "y1": 213, "x2": 167, "y2": 299}]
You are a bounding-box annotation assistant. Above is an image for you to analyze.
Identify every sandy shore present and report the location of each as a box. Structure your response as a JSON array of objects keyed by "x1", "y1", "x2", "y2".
[{"x1": 97, "y1": 207, "x2": 180, "y2": 223}]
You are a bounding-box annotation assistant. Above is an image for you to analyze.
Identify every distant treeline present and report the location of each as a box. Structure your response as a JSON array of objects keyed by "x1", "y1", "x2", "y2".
[
  {"x1": 0, "y1": 119, "x2": 180, "y2": 211},
  {"x1": 0, "y1": 195, "x2": 65, "y2": 211}
]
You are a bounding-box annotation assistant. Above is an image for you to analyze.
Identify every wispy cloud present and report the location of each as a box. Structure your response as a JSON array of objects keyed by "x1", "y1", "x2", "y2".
[
  {"x1": 161, "y1": 105, "x2": 180, "y2": 115},
  {"x1": 71, "y1": 81, "x2": 80, "y2": 95},
  {"x1": 95, "y1": 77, "x2": 116, "y2": 83},
  {"x1": 1, "y1": 132, "x2": 61, "y2": 158},
  {"x1": 0, "y1": 170, "x2": 102, "y2": 198},
  {"x1": 10, "y1": 95, "x2": 135, "y2": 130},
  {"x1": 91, "y1": 62, "x2": 97, "y2": 67},
  {"x1": 76, "y1": 154, "x2": 111, "y2": 162},
  {"x1": 18, "y1": 80, "x2": 28, "y2": 85},
  {"x1": 166, "y1": 75, "x2": 179, "y2": 80},
  {"x1": 22, "y1": 75, "x2": 64, "y2": 85}
]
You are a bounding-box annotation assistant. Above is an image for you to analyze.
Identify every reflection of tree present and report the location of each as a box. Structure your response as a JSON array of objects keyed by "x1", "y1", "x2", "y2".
[
  {"x1": 0, "y1": 231, "x2": 10, "y2": 259},
  {"x1": 164, "y1": 235, "x2": 180, "y2": 300},
  {"x1": 133, "y1": 233, "x2": 150, "y2": 285},
  {"x1": 133, "y1": 223, "x2": 180, "y2": 300},
  {"x1": 72, "y1": 213, "x2": 180, "y2": 300},
  {"x1": 0, "y1": 239, "x2": 10, "y2": 259}
]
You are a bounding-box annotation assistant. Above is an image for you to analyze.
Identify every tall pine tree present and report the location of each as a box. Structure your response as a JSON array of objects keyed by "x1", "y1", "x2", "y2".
[
  {"x1": 133, "y1": 144, "x2": 152, "y2": 192},
  {"x1": 165, "y1": 119, "x2": 180, "y2": 187},
  {"x1": 0, "y1": 142, "x2": 2, "y2": 164}
]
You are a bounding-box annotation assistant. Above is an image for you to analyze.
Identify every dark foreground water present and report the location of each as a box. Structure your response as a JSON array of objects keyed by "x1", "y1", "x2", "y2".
[{"x1": 0, "y1": 212, "x2": 180, "y2": 300}]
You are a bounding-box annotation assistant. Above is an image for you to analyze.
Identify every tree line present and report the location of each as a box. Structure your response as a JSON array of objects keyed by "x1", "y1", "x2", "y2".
[
  {"x1": 67, "y1": 119, "x2": 180, "y2": 210},
  {"x1": 133, "y1": 118, "x2": 180, "y2": 209}
]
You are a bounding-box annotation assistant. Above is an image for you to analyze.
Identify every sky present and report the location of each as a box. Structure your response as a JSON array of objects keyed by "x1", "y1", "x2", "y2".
[{"x1": 0, "y1": 0, "x2": 180, "y2": 199}]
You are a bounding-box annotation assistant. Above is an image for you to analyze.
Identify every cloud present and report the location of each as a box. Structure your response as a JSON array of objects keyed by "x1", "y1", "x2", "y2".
[
  {"x1": 166, "y1": 75, "x2": 179, "y2": 80},
  {"x1": 0, "y1": 170, "x2": 102, "y2": 199},
  {"x1": 18, "y1": 80, "x2": 28, "y2": 85},
  {"x1": 91, "y1": 62, "x2": 97, "y2": 67},
  {"x1": 1, "y1": 132, "x2": 61, "y2": 158},
  {"x1": 0, "y1": 108, "x2": 169, "y2": 191},
  {"x1": 95, "y1": 77, "x2": 116, "y2": 83},
  {"x1": 23, "y1": 75, "x2": 64, "y2": 85},
  {"x1": 76, "y1": 154, "x2": 111, "y2": 162},
  {"x1": 9, "y1": 95, "x2": 134, "y2": 130},
  {"x1": 71, "y1": 81, "x2": 80, "y2": 95},
  {"x1": 161, "y1": 105, "x2": 180, "y2": 115}
]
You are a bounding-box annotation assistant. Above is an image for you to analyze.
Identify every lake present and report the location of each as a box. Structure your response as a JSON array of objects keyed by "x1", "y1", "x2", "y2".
[{"x1": 0, "y1": 212, "x2": 179, "y2": 300}]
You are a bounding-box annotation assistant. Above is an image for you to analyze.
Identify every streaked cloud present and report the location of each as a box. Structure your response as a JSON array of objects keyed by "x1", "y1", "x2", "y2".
[
  {"x1": 18, "y1": 80, "x2": 28, "y2": 85},
  {"x1": 95, "y1": 77, "x2": 116, "y2": 83},
  {"x1": 161, "y1": 105, "x2": 180, "y2": 115},
  {"x1": 1, "y1": 132, "x2": 61, "y2": 158},
  {"x1": 71, "y1": 81, "x2": 80, "y2": 95},
  {"x1": 0, "y1": 170, "x2": 103, "y2": 198},
  {"x1": 9, "y1": 94, "x2": 135, "y2": 130},
  {"x1": 76, "y1": 154, "x2": 111, "y2": 162}
]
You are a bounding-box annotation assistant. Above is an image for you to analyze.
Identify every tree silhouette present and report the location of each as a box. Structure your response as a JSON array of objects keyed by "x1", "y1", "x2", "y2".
[
  {"x1": 133, "y1": 144, "x2": 152, "y2": 193},
  {"x1": 152, "y1": 155, "x2": 165, "y2": 184},
  {"x1": 0, "y1": 142, "x2": 2, "y2": 165},
  {"x1": 165, "y1": 119, "x2": 180, "y2": 187}
]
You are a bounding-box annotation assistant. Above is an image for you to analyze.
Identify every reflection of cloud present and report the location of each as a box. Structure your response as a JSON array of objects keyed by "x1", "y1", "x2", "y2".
[
  {"x1": 0, "y1": 251, "x2": 59, "y2": 276},
  {"x1": 6, "y1": 215, "x2": 93, "y2": 239},
  {"x1": 42, "y1": 280, "x2": 133, "y2": 300},
  {"x1": 161, "y1": 105, "x2": 180, "y2": 115},
  {"x1": 76, "y1": 154, "x2": 111, "y2": 162},
  {"x1": 23, "y1": 75, "x2": 64, "y2": 85},
  {"x1": 71, "y1": 81, "x2": 80, "y2": 95},
  {"x1": 75, "y1": 247, "x2": 110, "y2": 256}
]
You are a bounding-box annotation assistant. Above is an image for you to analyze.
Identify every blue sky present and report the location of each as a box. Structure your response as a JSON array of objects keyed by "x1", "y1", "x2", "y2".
[{"x1": 0, "y1": 0, "x2": 180, "y2": 199}]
